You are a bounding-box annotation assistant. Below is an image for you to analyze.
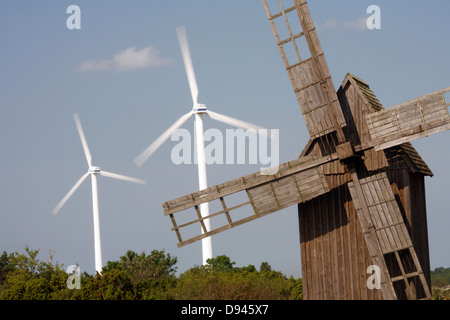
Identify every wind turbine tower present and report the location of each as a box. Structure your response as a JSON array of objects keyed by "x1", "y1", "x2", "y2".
[{"x1": 53, "y1": 113, "x2": 146, "y2": 274}]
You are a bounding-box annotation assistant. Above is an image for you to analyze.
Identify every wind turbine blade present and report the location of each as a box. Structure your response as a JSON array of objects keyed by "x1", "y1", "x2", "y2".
[
  {"x1": 52, "y1": 172, "x2": 89, "y2": 215},
  {"x1": 206, "y1": 110, "x2": 269, "y2": 137},
  {"x1": 134, "y1": 111, "x2": 193, "y2": 167},
  {"x1": 100, "y1": 171, "x2": 146, "y2": 185},
  {"x1": 73, "y1": 113, "x2": 92, "y2": 167},
  {"x1": 177, "y1": 26, "x2": 199, "y2": 106}
]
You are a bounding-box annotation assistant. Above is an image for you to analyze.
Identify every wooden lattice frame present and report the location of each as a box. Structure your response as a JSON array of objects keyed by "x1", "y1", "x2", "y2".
[{"x1": 163, "y1": 154, "x2": 336, "y2": 247}]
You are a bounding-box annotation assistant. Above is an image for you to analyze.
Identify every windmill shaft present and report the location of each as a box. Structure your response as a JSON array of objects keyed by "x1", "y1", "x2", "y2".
[
  {"x1": 194, "y1": 113, "x2": 213, "y2": 264},
  {"x1": 90, "y1": 173, "x2": 103, "y2": 274}
]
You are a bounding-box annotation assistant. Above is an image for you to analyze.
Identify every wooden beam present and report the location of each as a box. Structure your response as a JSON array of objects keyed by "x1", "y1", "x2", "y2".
[
  {"x1": 163, "y1": 153, "x2": 337, "y2": 215},
  {"x1": 164, "y1": 154, "x2": 332, "y2": 248}
]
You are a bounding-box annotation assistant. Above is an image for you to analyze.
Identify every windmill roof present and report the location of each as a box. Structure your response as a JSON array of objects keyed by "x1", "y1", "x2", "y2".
[{"x1": 345, "y1": 73, "x2": 433, "y2": 176}]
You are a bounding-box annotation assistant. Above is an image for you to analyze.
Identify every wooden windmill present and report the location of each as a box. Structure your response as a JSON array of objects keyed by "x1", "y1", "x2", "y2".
[{"x1": 162, "y1": 0, "x2": 450, "y2": 300}]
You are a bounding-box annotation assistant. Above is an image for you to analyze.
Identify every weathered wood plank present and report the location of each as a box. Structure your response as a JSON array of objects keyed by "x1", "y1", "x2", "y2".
[
  {"x1": 366, "y1": 87, "x2": 450, "y2": 150},
  {"x1": 248, "y1": 165, "x2": 329, "y2": 215},
  {"x1": 374, "y1": 122, "x2": 450, "y2": 151},
  {"x1": 368, "y1": 108, "x2": 449, "y2": 138}
]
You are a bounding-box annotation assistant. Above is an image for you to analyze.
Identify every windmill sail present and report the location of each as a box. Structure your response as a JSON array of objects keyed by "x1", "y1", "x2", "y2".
[
  {"x1": 163, "y1": 154, "x2": 336, "y2": 248},
  {"x1": 262, "y1": 0, "x2": 346, "y2": 141},
  {"x1": 366, "y1": 87, "x2": 450, "y2": 151},
  {"x1": 347, "y1": 171, "x2": 432, "y2": 299}
]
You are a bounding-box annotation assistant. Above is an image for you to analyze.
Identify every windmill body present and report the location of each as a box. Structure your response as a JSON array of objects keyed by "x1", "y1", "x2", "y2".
[
  {"x1": 160, "y1": 0, "x2": 450, "y2": 300},
  {"x1": 298, "y1": 74, "x2": 433, "y2": 299},
  {"x1": 53, "y1": 113, "x2": 146, "y2": 274}
]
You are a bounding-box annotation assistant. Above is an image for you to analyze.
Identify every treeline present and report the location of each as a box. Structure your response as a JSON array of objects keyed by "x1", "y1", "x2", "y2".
[
  {"x1": 431, "y1": 267, "x2": 450, "y2": 300},
  {"x1": 431, "y1": 267, "x2": 450, "y2": 287},
  {"x1": 0, "y1": 247, "x2": 302, "y2": 300},
  {"x1": 2, "y1": 247, "x2": 448, "y2": 300}
]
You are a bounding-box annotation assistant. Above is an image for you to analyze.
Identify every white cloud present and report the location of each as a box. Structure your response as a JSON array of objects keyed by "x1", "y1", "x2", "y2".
[
  {"x1": 323, "y1": 19, "x2": 338, "y2": 30},
  {"x1": 113, "y1": 46, "x2": 172, "y2": 71},
  {"x1": 77, "y1": 59, "x2": 112, "y2": 73},
  {"x1": 78, "y1": 46, "x2": 173, "y2": 73},
  {"x1": 343, "y1": 17, "x2": 368, "y2": 30},
  {"x1": 319, "y1": 17, "x2": 368, "y2": 31}
]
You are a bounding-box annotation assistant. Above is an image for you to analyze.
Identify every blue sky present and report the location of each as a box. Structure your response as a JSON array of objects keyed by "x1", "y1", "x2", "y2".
[{"x1": 0, "y1": 1, "x2": 449, "y2": 278}]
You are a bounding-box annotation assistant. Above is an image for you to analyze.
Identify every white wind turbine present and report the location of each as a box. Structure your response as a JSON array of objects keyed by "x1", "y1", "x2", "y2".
[
  {"x1": 53, "y1": 113, "x2": 146, "y2": 274},
  {"x1": 134, "y1": 26, "x2": 268, "y2": 265}
]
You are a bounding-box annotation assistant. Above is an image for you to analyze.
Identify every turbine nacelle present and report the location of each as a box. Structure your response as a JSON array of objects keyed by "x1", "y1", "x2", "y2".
[
  {"x1": 193, "y1": 103, "x2": 207, "y2": 113},
  {"x1": 89, "y1": 166, "x2": 101, "y2": 174}
]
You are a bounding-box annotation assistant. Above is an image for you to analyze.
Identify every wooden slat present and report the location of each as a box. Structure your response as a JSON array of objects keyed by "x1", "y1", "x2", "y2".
[
  {"x1": 220, "y1": 197, "x2": 233, "y2": 225},
  {"x1": 366, "y1": 87, "x2": 450, "y2": 151},
  {"x1": 391, "y1": 271, "x2": 420, "y2": 283},
  {"x1": 349, "y1": 172, "x2": 412, "y2": 253},
  {"x1": 248, "y1": 165, "x2": 328, "y2": 216}
]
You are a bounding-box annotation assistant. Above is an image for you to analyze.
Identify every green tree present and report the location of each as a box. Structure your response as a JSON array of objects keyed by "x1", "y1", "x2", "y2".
[
  {"x1": 101, "y1": 249, "x2": 178, "y2": 300},
  {"x1": 174, "y1": 255, "x2": 303, "y2": 300},
  {"x1": 0, "y1": 248, "x2": 304, "y2": 300},
  {"x1": 0, "y1": 247, "x2": 70, "y2": 300},
  {"x1": 0, "y1": 251, "x2": 13, "y2": 286},
  {"x1": 431, "y1": 267, "x2": 450, "y2": 288},
  {"x1": 432, "y1": 275, "x2": 448, "y2": 288},
  {"x1": 103, "y1": 249, "x2": 177, "y2": 283},
  {"x1": 287, "y1": 277, "x2": 303, "y2": 300},
  {"x1": 97, "y1": 270, "x2": 135, "y2": 300},
  {"x1": 259, "y1": 261, "x2": 272, "y2": 273},
  {"x1": 206, "y1": 255, "x2": 236, "y2": 272}
]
